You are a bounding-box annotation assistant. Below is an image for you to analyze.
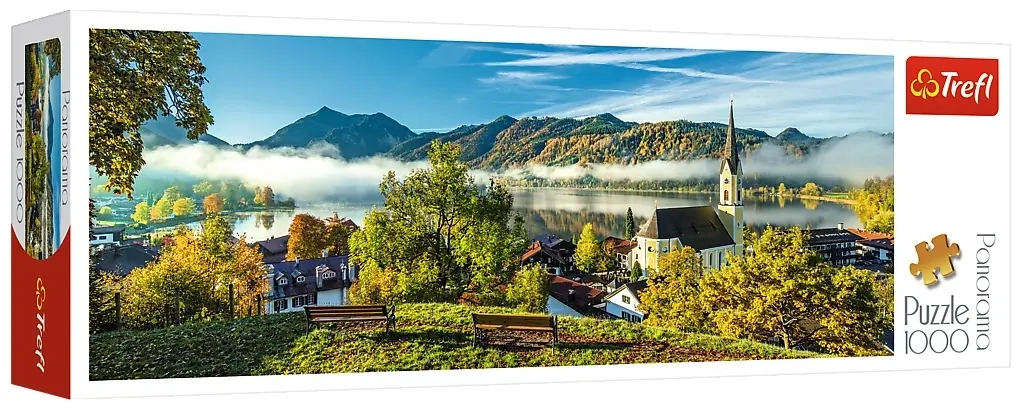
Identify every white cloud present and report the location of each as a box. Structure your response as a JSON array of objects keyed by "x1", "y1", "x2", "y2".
[
  {"x1": 523, "y1": 53, "x2": 893, "y2": 137},
  {"x1": 482, "y1": 47, "x2": 721, "y2": 67},
  {"x1": 479, "y1": 71, "x2": 568, "y2": 85}
]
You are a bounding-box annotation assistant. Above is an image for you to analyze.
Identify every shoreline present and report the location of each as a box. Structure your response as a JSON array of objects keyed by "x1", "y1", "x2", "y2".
[{"x1": 505, "y1": 185, "x2": 858, "y2": 206}]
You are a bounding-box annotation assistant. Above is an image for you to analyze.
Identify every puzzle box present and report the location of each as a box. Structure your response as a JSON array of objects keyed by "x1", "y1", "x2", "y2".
[{"x1": 9, "y1": 10, "x2": 1011, "y2": 400}]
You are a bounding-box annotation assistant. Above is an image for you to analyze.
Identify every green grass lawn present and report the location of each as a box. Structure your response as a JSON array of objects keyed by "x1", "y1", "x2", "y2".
[{"x1": 89, "y1": 303, "x2": 824, "y2": 380}]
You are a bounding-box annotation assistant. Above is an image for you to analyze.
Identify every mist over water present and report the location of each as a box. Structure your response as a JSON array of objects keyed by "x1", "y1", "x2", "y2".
[{"x1": 138, "y1": 131, "x2": 892, "y2": 205}]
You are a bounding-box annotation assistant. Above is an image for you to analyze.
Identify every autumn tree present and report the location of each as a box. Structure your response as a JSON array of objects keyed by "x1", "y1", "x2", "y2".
[
  {"x1": 506, "y1": 264, "x2": 549, "y2": 313},
  {"x1": 286, "y1": 213, "x2": 329, "y2": 260},
  {"x1": 324, "y1": 212, "x2": 354, "y2": 255},
  {"x1": 624, "y1": 207, "x2": 636, "y2": 239},
  {"x1": 203, "y1": 193, "x2": 224, "y2": 214},
  {"x1": 348, "y1": 260, "x2": 400, "y2": 306},
  {"x1": 89, "y1": 29, "x2": 213, "y2": 198},
  {"x1": 574, "y1": 223, "x2": 601, "y2": 273},
  {"x1": 642, "y1": 246, "x2": 709, "y2": 332},
  {"x1": 801, "y1": 182, "x2": 823, "y2": 197},
  {"x1": 131, "y1": 201, "x2": 151, "y2": 224},
  {"x1": 348, "y1": 140, "x2": 527, "y2": 304},
  {"x1": 699, "y1": 226, "x2": 886, "y2": 355},
  {"x1": 151, "y1": 197, "x2": 173, "y2": 220},
  {"x1": 258, "y1": 186, "x2": 276, "y2": 207},
  {"x1": 778, "y1": 183, "x2": 786, "y2": 196},
  {"x1": 120, "y1": 226, "x2": 267, "y2": 328},
  {"x1": 192, "y1": 181, "x2": 215, "y2": 197},
  {"x1": 98, "y1": 206, "x2": 113, "y2": 217},
  {"x1": 172, "y1": 197, "x2": 196, "y2": 217},
  {"x1": 252, "y1": 186, "x2": 263, "y2": 206}
]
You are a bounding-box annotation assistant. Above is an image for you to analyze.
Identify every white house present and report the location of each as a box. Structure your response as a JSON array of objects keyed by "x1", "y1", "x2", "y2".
[
  {"x1": 603, "y1": 279, "x2": 648, "y2": 323},
  {"x1": 546, "y1": 296, "x2": 584, "y2": 318},
  {"x1": 264, "y1": 254, "x2": 358, "y2": 314}
]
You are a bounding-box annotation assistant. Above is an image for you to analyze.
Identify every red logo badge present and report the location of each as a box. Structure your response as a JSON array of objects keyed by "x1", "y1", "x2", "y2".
[{"x1": 906, "y1": 56, "x2": 999, "y2": 116}]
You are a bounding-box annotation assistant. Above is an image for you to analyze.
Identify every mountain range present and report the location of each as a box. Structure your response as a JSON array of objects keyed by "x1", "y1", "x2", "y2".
[{"x1": 140, "y1": 106, "x2": 893, "y2": 170}]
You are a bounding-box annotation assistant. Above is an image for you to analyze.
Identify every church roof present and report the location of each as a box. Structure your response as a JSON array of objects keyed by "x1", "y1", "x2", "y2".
[
  {"x1": 635, "y1": 205, "x2": 735, "y2": 250},
  {"x1": 720, "y1": 99, "x2": 742, "y2": 174}
]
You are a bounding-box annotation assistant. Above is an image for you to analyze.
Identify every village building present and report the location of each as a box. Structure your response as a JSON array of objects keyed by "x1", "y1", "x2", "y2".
[
  {"x1": 546, "y1": 275, "x2": 608, "y2": 318},
  {"x1": 90, "y1": 224, "x2": 127, "y2": 247},
  {"x1": 630, "y1": 101, "x2": 745, "y2": 275},
  {"x1": 803, "y1": 223, "x2": 862, "y2": 266},
  {"x1": 264, "y1": 254, "x2": 358, "y2": 314},
  {"x1": 93, "y1": 242, "x2": 160, "y2": 276},
  {"x1": 520, "y1": 234, "x2": 578, "y2": 276},
  {"x1": 253, "y1": 235, "x2": 290, "y2": 263},
  {"x1": 603, "y1": 279, "x2": 648, "y2": 323},
  {"x1": 602, "y1": 236, "x2": 638, "y2": 271}
]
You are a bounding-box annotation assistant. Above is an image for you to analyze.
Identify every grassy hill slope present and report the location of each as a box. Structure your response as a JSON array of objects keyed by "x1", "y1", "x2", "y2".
[{"x1": 89, "y1": 303, "x2": 824, "y2": 380}]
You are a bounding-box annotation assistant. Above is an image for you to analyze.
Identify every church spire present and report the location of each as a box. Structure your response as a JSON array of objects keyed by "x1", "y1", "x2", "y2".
[{"x1": 722, "y1": 97, "x2": 740, "y2": 173}]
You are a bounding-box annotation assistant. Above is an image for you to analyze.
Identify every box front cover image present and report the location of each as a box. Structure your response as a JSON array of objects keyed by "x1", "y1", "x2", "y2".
[
  {"x1": 7, "y1": 11, "x2": 1011, "y2": 399},
  {"x1": 86, "y1": 30, "x2": 899, "y2": 379}
]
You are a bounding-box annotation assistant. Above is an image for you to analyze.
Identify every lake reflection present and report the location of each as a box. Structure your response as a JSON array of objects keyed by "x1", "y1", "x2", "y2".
[{"x1": 201, "y1": 188, "x2": 863, "y2": 242}]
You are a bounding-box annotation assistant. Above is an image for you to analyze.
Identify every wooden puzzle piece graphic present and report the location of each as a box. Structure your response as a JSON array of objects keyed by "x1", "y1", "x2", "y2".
[{"x1": 908, "y1": 234, "x2": 961, "y2": 286}]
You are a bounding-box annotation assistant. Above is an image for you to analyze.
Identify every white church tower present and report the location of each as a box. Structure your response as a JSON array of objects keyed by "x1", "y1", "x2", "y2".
[{"x1": 717, "y1": 98, "x2": 745, "y2": 257}]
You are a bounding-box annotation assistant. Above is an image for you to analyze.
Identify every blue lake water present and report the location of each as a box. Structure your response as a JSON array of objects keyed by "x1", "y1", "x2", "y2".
[{"x1": 47, "y1": 72, "x2": 61, "y2": 249}]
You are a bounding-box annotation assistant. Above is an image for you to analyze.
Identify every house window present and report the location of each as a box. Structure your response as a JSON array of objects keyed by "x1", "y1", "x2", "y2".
[
  {"x1": 273, "y1": 299, "x2": 289, "y2": 312},
  {"x1": 622, "y1": 295, "x2": 631, "y2": 305},
  {"x1": 278, "y1": 278, "x2": 288, "y2": 285},
  {"x1": 322, "y1": 271, "x2": 336, "y2": 279},
  {"x1": 295, "y1": 275, "x2": 306, "y2": 283},
  {"x1": 724, "y1": 190, "x2": 729, "y2": 202}
]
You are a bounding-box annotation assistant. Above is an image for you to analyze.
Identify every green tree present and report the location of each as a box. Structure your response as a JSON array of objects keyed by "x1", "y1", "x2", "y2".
[
  {"x1": 630, "y1": 260, "x2": 643, "y2": 282},
  {"x1": 506, "y1": 264, "x2": 549, "y2": 313},
  {"x1": 163, "y1": 186, "x2": 182, "y2": 203},
  {"x1": 98, "y1": 206, "x2": 114, "y2": 217},
  {"x1": 89, "y1": 29, "x2": 213, "y2": 198},
  {"x1": 151, "y1": 197, "x2": 173, "y2": 220},
  {"x1": 642, "y1": 246, "x2": 709, "y2": 332},
  {"x1": 624, "y1": 207, "x2": 636, "y2": 239},
  {"x1": 574, "y1": 223, "x2": 600, "y2": 273},
  {"x1": 220, "y1": 182, "x2": 239, "y2": 210},
  {"x1": 131, "y1": 201, "x2": 151, "y2": 224},
  {"x1": 192, "y1": 181, "x2": 215, "y2": 197},
  {"x1": 89, "y1": 198, "x2": 118, "y2": 333},
  {"x1": 172, "y1": 197, "x2": 196, "y2": 217},
  {"x1": 348, "y1": 140, "x2": 527, "y2": 303},
  {"x1": 200, "y1": 214, "x2": 234, "y2": 260},
  {"x1": 700, "y1": 226, "x2": 885, "y2": 355}
]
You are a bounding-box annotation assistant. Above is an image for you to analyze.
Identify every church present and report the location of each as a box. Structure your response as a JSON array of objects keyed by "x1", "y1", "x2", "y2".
[{"x1": 630, "y1": 100, "x2": 746, "y2": 275}]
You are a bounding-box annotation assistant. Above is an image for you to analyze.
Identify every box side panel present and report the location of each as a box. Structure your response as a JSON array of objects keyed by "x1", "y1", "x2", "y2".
[{"x1": 11, "y1": 11, "x2": 72, "y2": 399}]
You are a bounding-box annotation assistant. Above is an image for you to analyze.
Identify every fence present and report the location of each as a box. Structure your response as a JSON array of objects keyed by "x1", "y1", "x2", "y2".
[{"x1": 94, "y1": 283, "x2": 266, "y2": 333}]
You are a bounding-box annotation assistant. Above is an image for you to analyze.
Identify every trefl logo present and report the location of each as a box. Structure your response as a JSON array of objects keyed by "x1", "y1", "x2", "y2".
[{"x1": 906, "y1": 56, "x2": 999, "y2": 116}]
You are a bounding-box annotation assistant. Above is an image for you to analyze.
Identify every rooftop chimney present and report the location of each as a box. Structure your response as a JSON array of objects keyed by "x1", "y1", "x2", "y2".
[
  {"x1": 837, "y1": 222, "x2": 844, "y2": 230},
  {"x1": 568, "y1": 289, "x2": 576, "y2": 302},
  {"x1": 322, "y1": 249, "x2": 329, "y2": 258}
]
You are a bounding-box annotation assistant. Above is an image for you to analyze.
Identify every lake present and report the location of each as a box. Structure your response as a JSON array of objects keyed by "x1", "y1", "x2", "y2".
[{"x1": 190, "y1": 188, "x2": 863, "y2": 243}]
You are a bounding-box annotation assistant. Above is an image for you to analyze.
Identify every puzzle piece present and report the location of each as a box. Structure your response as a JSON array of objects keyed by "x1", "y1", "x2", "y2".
[{"x1": 908, "y1": 234, "x2": 961, "y2": 286}]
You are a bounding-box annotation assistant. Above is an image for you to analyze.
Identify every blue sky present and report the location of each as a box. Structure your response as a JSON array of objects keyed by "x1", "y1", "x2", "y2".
[{"x1": 192, "y1": 32, "x2": 894, "y2": 144}]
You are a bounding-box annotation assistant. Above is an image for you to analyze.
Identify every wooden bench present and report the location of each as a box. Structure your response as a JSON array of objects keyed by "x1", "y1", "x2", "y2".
[
  {"x1": 303, "y1": 304, "x2": 396, "y2": 334},
  {"x1": 471, "y1": 312, "x2": 558, "y2": 350}
]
